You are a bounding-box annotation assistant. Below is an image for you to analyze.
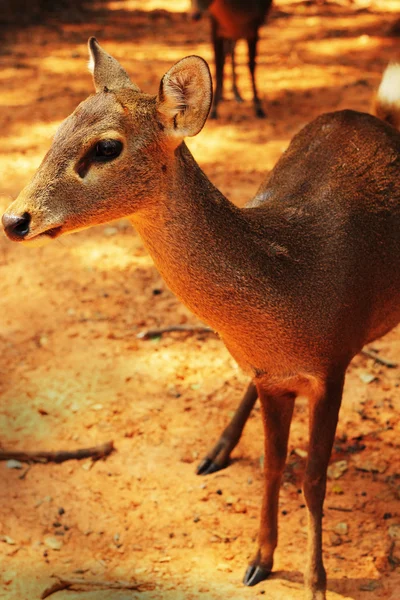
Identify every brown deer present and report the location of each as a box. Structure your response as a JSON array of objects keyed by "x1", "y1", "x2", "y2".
[
  {"x1": 190, "y1": 0, "x2": 273, "y2": 118},
  {"x1": 198, "y1": 62, "x2": 400, "y2": 477},
  {"x1": 3, "y1": 42, "x2": 400, "y2": 599}
]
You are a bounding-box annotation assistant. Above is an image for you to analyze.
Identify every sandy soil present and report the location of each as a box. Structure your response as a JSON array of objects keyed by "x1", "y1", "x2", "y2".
[{"x1": 1, "y1": 0, "x2": 400, "y2": 598}]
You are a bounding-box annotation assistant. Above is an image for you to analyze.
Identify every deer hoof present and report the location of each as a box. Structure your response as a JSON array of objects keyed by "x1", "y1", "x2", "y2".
[
  {"x1": 243, "y1": 563, "x2": 271, "y2": 587},
  {"x1": 196, "y1": 457, "x2": 227, "y2": 475},
  {"x1": 255, "y1": 106, "x2": 266, "y2": 119}
]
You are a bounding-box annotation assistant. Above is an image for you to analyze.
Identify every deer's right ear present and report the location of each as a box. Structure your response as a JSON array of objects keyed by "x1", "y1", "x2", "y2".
[
  {"x1": 156, "y1": 56, "x2": 213, "y2": 138},
  {"x1": 88, "y1": 37, "x2": 140, "y2": 93}
]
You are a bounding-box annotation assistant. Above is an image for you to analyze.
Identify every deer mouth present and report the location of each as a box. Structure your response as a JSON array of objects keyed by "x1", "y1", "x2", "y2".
[
  {"x1": 44, "y1": 226, "x2": 63, "y2": 238},
  {"x1": 21, "y1": 224, "x2": 63, "y2": 246}
]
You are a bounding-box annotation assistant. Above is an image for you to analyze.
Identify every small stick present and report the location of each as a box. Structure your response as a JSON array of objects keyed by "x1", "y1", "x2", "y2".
[
  {"x1": 361, "y1": 348, "x2": 398, "y2": 368},
  {"x1": 137, "y1": 324, "x2": 215, "y2": 340},
  {"x1": 326, "y1": 506, "x2": 353, "y2": 512},
  {"x1": 41, "y1": 577, "x2": 151, "y2": 599},
  {"x1": 0, "y1": 441, "x2": 114, "y2": 464},
  {"x1": 41, "y1": 580, "x2": 71, "y2": 599}
]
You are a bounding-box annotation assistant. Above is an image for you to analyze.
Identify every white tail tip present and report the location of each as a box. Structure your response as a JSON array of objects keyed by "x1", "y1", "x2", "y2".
[{"x1": 374, "y1": 62, "x2": 400, "y2": 130}]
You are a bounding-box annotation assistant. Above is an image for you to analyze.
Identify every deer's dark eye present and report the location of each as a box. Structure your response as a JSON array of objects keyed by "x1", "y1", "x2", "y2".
[{"x1": 94, "y1": 139, "x2": 123, "y2": 161}]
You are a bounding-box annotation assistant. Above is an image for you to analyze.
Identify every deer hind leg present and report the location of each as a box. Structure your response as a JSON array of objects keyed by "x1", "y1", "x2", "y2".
[
  {"x1": 244, "y1": 383, "x2": 295, "y2": 586},
  {"x1": 197, "y1": 381, "x2": 257, "y2": 475},
  {"x1": 229, "y1": 40, "x2": 243, "y2": 104},
  {"x1": 303, "y1": 373, "x2": 345, "y2": 600},
  {"x1": 247, "y1": 35, "x2": 266, "y2": 118}
]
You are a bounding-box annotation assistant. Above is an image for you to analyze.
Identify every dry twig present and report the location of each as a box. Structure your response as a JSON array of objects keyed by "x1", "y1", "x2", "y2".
[
  {"x1": 0, "y1": 441, "x2": 114, "y2": 464},
  {"x1": 137, "y1": 324, "x2": 215, "y2": 340},
  {"x1": 361, "y1": 348, "x2": 398, "y2": 368},
  {"x1": 41, "y1": 576, "x2": 152, "y2": 599}
]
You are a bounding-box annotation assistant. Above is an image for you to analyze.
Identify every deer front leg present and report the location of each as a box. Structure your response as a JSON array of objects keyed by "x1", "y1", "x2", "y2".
[
  {"x1": 197, "y1": 381, "x2": 257, "y2": 475},
  {"x1": 210, "y1": 19, "x2": 226, "y2": 119},
  {"x1": 303, "y1": 374, "x2": 345, "y2": 600},
  {"x1": 247, "y1": 35, "x2": 265, "y2": 118},
  {"x1": 244, "y1": 384, "x2": 295, "y2": 586}
]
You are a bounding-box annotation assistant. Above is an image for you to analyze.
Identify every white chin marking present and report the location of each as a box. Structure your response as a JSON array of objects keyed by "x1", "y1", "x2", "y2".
[{"x1": 22, "y1": 235, "x2": 53, "y2": 248}]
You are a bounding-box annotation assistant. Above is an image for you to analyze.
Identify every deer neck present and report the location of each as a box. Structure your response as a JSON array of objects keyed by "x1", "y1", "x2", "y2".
[{"x1": 130, "y1": 142, "x2": 247, "y2": 330}]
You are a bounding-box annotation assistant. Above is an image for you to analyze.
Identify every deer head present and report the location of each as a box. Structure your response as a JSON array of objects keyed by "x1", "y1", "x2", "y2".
[
  {"x1": 190, "y1": 0, "x2": 214, "y2": 20},
  {"x1": 2, "y1": 38, "x2": 212, "y2": 245}
]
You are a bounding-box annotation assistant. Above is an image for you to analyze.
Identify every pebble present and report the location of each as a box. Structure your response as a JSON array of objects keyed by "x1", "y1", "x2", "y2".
[
  {"x1": 103, "y1": 226, "x2": 118, "y2": 236},
  {"x1": 216, "y1": 563, "x2": 232, "y2": 572},
  {"x1": 327, "y1": 460, "x2": 348, "y2": 480},
  {"x1": 388, "y1": 524, "x2": 400, "y2": 539},
  {"x1": 294, "y1": 448, "x2": 308, "y2": 458},
  {"x1": 329, "y1": 532, "x2": 342, "y2": 546},
  {"x1": 359, "y1": 372, "x2": 377, "y2": 384},
  {"x1": 225, "y1": 496, "x2": 237, "y2": 505},
  {"x1": 333, "y1": 522, "x2": 348, "y2": 535},
  {"x1": 1, "y1": 536, "x2": 16, "y2": 545},
  {"x1": 354, "y1": 458, "x2": 388, "y2": 474},
  {"x1": 6, "y1": 460, "x2": 23, "y2": 470},
  {"x1": 82, "y1": 461, "x2": 93, "y2": 471},
  {"x1": 44, "y1": 536, "x2": 63, "y2": 551}
]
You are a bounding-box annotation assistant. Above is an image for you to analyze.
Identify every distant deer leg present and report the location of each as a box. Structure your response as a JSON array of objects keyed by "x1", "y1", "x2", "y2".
[
  {"x1": 210, "y1": 20, "x2": 226, "y2": 119},
  {"x1": 247, "y1": 35, "x2": 266, "y2": 118},
  {"x1": 244, "y1": 384, "x2": 295, "y2": 586},
  {"x1": 230, "y1": 40, "x2": 243, "y2": 103},
  {"x1": 197, "y1": 381, "x2": 258, "y2": 475},
  {"x1": 303, "y1": 373, "x2": 345, "y2": 600}
]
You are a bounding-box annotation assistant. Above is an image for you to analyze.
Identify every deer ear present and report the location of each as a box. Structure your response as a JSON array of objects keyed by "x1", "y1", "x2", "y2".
[
  {"x1": 88, "y1": 37, "x2": 140, "y2": 93},
  {"x1": 156, "y1": 56, "x2": 213, "y2": 138}
]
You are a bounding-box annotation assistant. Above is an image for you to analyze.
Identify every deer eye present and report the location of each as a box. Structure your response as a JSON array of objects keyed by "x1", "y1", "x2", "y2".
[{"x1": 94, "y1": 139, "x2": 123, "y2": 161}]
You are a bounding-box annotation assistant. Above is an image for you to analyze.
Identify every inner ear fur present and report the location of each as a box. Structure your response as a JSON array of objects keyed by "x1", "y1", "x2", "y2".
[
  {"x1": 157, "y1": 56, "x2": 213, "y2": 138},
  {"x1": 88, "y1": 37, "x2": 140, "y2": 93}
]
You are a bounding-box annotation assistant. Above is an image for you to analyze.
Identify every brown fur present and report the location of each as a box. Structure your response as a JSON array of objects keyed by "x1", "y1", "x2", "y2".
[{"x1": 3, "y1": 43, "x2": 400, "y2": 599}]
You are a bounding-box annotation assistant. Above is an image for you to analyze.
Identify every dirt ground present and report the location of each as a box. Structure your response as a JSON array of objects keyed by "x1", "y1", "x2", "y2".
[{"x1": 1, "y1": 0, "x2": 400, "y2": 598}]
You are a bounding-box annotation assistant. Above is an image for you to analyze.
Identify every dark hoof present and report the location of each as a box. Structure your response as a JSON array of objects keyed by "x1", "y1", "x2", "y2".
[
  {"x1": 234, "y1": 94, "x2": 244, "y2": 104},
  {"x1": 209, "y1": 110, "x2": 218, "y2": 120},
  {"x1": 256, "y1": 107, "x2": 266, "y2": 119},
  {"x1": 196, "y1": 457, "x2": 227, "y2": 475},
  {"x1": 243, "y1": 564, "x2": 271, "y2": 587}
]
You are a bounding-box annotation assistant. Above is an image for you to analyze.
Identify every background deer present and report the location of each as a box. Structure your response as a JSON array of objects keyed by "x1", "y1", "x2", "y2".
[
  {"x1": 190, "y1": 0, "x2": 273, "y2": 118},
  {"x1": 3, "y1": 41, "x2": 400, "y2": 599}
]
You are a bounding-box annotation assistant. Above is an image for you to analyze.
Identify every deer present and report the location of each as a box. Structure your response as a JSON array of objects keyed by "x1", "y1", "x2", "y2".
[
  {"x1": 2, "y1": 41, "x2": 400, "y2": 599},
  {"x1": 198, "y1": 61, "x2": 400, "y2": 478},
  {"x1": 190, "y1": 0, "x2": 273, "y2": 119}
]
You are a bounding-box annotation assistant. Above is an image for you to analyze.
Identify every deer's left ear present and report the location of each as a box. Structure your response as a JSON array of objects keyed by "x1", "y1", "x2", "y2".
[
  {"x1": 156, "y1": 56, "x2": 213, "y2": 138},
  {"x1": 88, "y1": 37, "x2": 140, "y2": 93}
]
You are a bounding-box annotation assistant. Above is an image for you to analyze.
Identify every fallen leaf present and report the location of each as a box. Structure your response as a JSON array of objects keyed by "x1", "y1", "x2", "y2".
[{"x1": 331, "y1": 483, "x2": 344, "y2": 494}]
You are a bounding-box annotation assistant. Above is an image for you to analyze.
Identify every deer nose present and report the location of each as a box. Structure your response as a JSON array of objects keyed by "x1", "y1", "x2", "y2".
[{"x1": 2, "y1": 212, "x2": 31, "y2": 241}]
